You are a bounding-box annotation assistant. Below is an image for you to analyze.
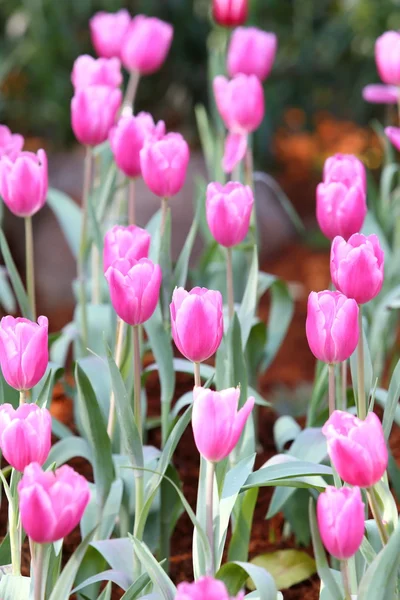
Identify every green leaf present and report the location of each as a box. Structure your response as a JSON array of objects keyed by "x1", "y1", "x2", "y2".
[
  {"x1": 260, "y1": 277, "x2": 294, "y2": 371},
  {"x1": 47, "y1": 187, "x2": 82, "y2": 258},
  {"x1": 0, "y1": 268, "x2": 16, "y2": 314},
  {"x1": 228, "y1": 487, "x2": 258, "y2": 563},
  {"x1": 242, "y1": 460, "x2": 332, "y2": 491},
  {"x1": 238, "y1": 246, "x2": 258, "y2": 349},
  {"x1": 129, "y1": 538, "x2": 176, "y2": 600},
  {"x1": 81, "y1": 479, "x2": 123, "y2": 540},
  {"x1": 382, "y1": 358, "x2": 400, "y2": 440},
  {"x1": 91, "y1": 539, "x2": 134, "y2": 579},
  {"x1": 144, "y1": 306, "x2": 175, "y2": 409},
  {"x1": 33, "y1": 362, "x2": 64, "y2": 408},
  {"x1": 45, "y1": 436, "x2": 92, "y2": 469},
  {"x1": 72, "y1": 569, "x2": 132, "y2": 594},
  {"x1": 0, "y1": 575, "x2": 30, "y2": 599},
  {"x1": 97, "y1": 582, "x2": 112, "y2": 600},
  {"x1": 217, "y1": 561, "x2": 277, "y2": 599},
  {"x1": 307, "y1": 362, "x2": 329, "y2": 427},
  {"x1": 273, "y1": 416, "x2": 301, "y2": 452},
  {"x1": 120, "y1": 573, "x2": 152, "y2": 600},
  {"x1": 0, "y1": 228, "x2": 31, "y2": 318},
  {"x1": 253, "y1": 171, "x2": 305, "y2": 234},
  {"x1": 249, "y1": 550, "x2": 316, "y2": 590},
  {"x1": 0, "y1": 533, "x2": 11, "y2": 566},
  {"x1": 172, "y1": 198, "x2": 200, "y2": 290}
]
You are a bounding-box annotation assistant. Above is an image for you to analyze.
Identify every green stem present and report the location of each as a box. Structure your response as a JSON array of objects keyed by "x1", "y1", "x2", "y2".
[
  {"x1": 25, "y1": 216, "x2": 36, "y2": 320},
  {"x1": 340, "y1": 560, "x2": 352, "y2": 600},
  {"x1": 107, "y1": 319, "x2": 126, "y2": 440},
  {"x1": 123, "y1": 70, "x2": 140, "y2": 114},
  {"x1": 367, "y1": 486, "x2": 389, "y2": 545},
  {"x1": 19, "y1": 390, "x2": 26, "y2": 406},
  {"x1": 128, "y1": 178, "x2": 136, "y2": 225},
  {"x1": 133, "y1": 325, "x2": 142, "y2": 440},
  {"x1": 206, "y1": 461, "x2": 215, "y2": 576},
  {"x1": 9, "y1": 469, "x2": 21, "y2": 576},
  {"x1": 32, "y1": 542, "x2": 45, "y2": 600},
  {"x1": 159, "y1": 479, "x2": 170, "y2": 571},
  {"x1": 91, "y1": 244, "x2": 101, "y2": 304},
  {"x1": 194, "y1": 362, "x2": 201, "y2": 388},
  {"x1": 161, "y1": 401, "x2": 170, "y2": 447},
  {"x1": 357, "y1": 307, "x2": 366, "y2": 419},
  {"x1": 226, "y1": 246, "x2": 234, "y2": 322},
  {"x1": 133, "y1": 471, "x2": 144, "y2": 578},
  {"x1": 161, "y1": 197, "x2": 168, "y2": 237},
  {"x1": 328, "y1": 363, "x2": 335, "y2": 415},
  {"x1": 341, "y1": 360, "x2": 347, "y2": 410}
]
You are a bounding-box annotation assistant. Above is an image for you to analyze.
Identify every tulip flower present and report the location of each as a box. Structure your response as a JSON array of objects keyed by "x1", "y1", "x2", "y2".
[
  {"x1": 18, "y1": 462, "x2": 90, "y2": 543},
  {"x1": 0, "y1": 404, "x2": 51, "y2": 472},
  {"x1": 71, "y1": 85, "x2": 122, "y2": 147},
  {"x1": 0, "y1": 316, "x2": 48, "y2": 391},
  {"x1": 375, "y1": 31, "x2": 400, "y2": 86},
  {"x1": 105, "y1": 258, "x2": 161, "y2": 326},
  {"x1": 323, "y1": 153, "x2": 366, "y2": 193},
  {"x1": 362, "y1": 84, "x2": 398, "y2": 105},
  {"x1": 0, "y1": 149, "x2": 48, "y2": 217},
  {"x1": 322, "y1": 410, "x2": 388, "y2": 487},
  {"x1": 89, "y1": 10, "x2": 131, "y2": 59},
  {"x1": 306, "y1": 291, "x2": 359, "y2": 364},
  {"x1": 212, "y1": 0, "x2": 248, "y2": 27},
  {"x1": 0, "y1": 125, "x2": 24, "y2": 160},
  {"x1": 176, "y1": 577, "x2": 244, "y2": 600},
  {"x1": 103, "y1": 225, "x2": 151, "y2": 273},
  {"x1": 330, "y1": 234, "x2": 384, "y2": 304},
  {"x1": 385, "y1": 126, "x2": 400, "y2": 151},
  {"x1": 206, "y1": 181, "x2": 254, "y2": 247},
  {"x1": 121, "y1": 15, "x2": 173, "y2": 75},
  {"x1": 317, "y1": 486, "x2": 365, "y2": 560},
  {"x1": 316, "y1": 180, "x2": 367, "y2": 240},
  {"x1": 71, "y1": 55, "x2": 122, "y2": 90},
  {"x1": 170, "y1": 287, "x2": 223, "y2": 363},
  {"x1": 227, "y1": 27, "x2": 277, "y2": 81},
  {"x1": 140, "y1": 132, "x2": 190, "y2": 198}
]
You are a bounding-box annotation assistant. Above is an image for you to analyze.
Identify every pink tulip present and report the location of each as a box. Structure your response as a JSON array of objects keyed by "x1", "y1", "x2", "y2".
[
  {"x1": 170, "y1": 287, "x2": 223, "y2": 363},
  {"x1": 103, "y1": 224, "x2": 151, "y2": 273},
  {"x1": 71, "y1": 55, "x2": 122, "y2": 90},
  {"x1": 176, "y1": 577, "x2": 245, "y2": 600},
  {"x1": 227, "y1": 27, "x2": 277, "y2": 81},
  {"x1": 212, "y1": 0, "x2": 248, "y2": 27},
  {"x1": 0, "y1": 126, "x2": 24, "y2": 160},
  {"x1": 0, "y1": 149, "x2": 47, "y2": 217},
  {"x1": 0, "y1": 404, "x2": 51, "y2": 471},
  {"x1": 306, "y1": 291, "x2": 359, "y2": 364},
  {"x1": 140, "y1": 133, "x2": 190, "y2": 198},
  {"x1": 317, "y1": 486, "x2": 365, "y2": 560},
  {"x1": 18, "y1": 462, "x2": 90, "y2": 543},
  {"x1": 362, "y1": 84, "x2": 398, "y2": 104},
  {"x1": 192, "y1": 387, "x2": 254, "y2": 462},
  {"x1": 330, "y1": 234, "x2": 384, "y2": 304},
  {"x1": 316, "y1": 181, "x2": 367, "y2": 240},
  {"x1": 0, "y1": 316, "x2": 48, "y2": 391},
  {"x1": 105, "y1": 258, "x2": 161, "y2": 326},
  {"x1": 323, "y1": 153, "x2": 366, "y2": 193},
  {"x1": 71, "y1": 85, "x2": 122, "y2": 147},
  {"x1": 385, "y1": 126, "x2": 400, "y2": 151},
  {"x1": 322, "y1": 410, "x2": 388, "y2": 487},
  {"x1": 375, "y1": 31, "x2": 400, "y2": 86},
  {"x1": 109, "y1": 113, "x2": 165, "y2": 179},
  {"x1": 89, "y1": 10, "x2": 131, "y2": 59},
  {"x1": 121, "y1": 15, "x2": 173, "y2": 75},
  {"x1": 206, "y1": 181, "x2": 254, "y2": 247}
]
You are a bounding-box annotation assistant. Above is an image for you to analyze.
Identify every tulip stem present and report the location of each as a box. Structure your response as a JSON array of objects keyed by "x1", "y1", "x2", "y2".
[
  {"x1": 91, "y1": 244, "x2": 101, "y2": 305},
  {"x1": 123, "y1": 70, "x2": 140, "y2": 114},
  {"x1": 194, "y1": 362, "x2": 201, "y2": 387},
  {"x1": 24, "y1": 215, "x2": 36, "y2": 321},
  {"x1": 32, "y1": 541, "x2": 45, "y2": 600},
  {"x1": 161, "y1": 197, "x2": 168, "y2": 236},
  {"x1": 340, "y1": 561, "x2": 352, "y2": 600},
  {"x1": 226, "y1": 247, "x2": 234, "y2": 321},
  {"x1": 128, "y1": 178, "x2": 136, "y2": 225},
  {"x1": 133, "y1": 325, "x2": 142, "y2": 440},
  {"x1": 206, "y1": 460, "x2": 215, "y2": 576},
  {"x1": 341, "y1": 360, "x2": 347, "y2": 410},
  {"x1": 9, "y1": 506, "x2": 21, "y2": 577},
  {"x1": 19, "y1": 390, "x2": 26, "y2": 405},
  {"x1": 107, "y1": 318, "x2": 126, "y2": 440},
  {"x1": 328, "y1": 364, "x2": 335, "y2": 415},
  {"x1": 367, "y1": 486, "x2": 389, "y2": 545},
  {"x1": 357, "y1": 307, "x2": 366, "y2": 419}
]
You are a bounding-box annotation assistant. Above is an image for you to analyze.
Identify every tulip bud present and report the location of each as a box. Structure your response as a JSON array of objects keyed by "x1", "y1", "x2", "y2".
[
  {"x1": 71, "y1": 55, "x2": 122, "y2": 90},
  {"x1": 89, "y1": 10, "x2": 131, "y2": 59},
  {"x1": 0, "y1": 149, "x2": 48, "y2": 217},
  {"x1": 212, "y1": 0, "x2": 248, "y2": 27},
  {"x1": 385, "y1": 126, "x2": 400, "y2": 151},
  {"x1": 140, "y1": 133, "x2": 190, "y2": 198},
  {"x1": 71, "y1": 85, "x2": 122, "y2": 147},
  {"x1": 322, "y1": 410, "x2": 388, "y2": 487},
  {"x1": 306, "y1": 291, "x2": 359, "y2": 364},
  {"x1": 317, "y1": 486, "x2": 365, "y2": 560},
  {"x1": 192, "y1": 387, "x2": 254, "y2": 462},
  {"x1": 103, "y1": 225, "x2": 151, "y2": 273},
  {"x1": 0, "y1": 316, "x2": 48, "y2": 391},
  {"x1": 375, "y1": 31, "x2": 400, "y2": 86},
  {"x1": 18, "y1": 462, "x2": 90, "y2": 543},
  {"x1": 170, "y1": 287, "x2": 223, "y2": 363},
  {"x1": 0, "y1": 404, "x2": 51, "y2": 471},
  {"x1": 0, "y1": 126, "x2": 24, "y2": 160},
  {"x1": 206, "y1": 181, "x2": 254, "y2": 247},
  {"x1": 316, "y1": 181, "x2": 367, "y2": 240},
  {"x1": 323, "y1": 154, "x2": 366, "y2": 193},
  {"x1": 362, "y1": 84, "x2": 398, "y2": 105},
  {"x1": 109, "y1": 113, "x2": 165, "y2": 179},
  {"x1": 121, "y1": 15, "x2": 173, "y2": 75},
  {"x1": 213, "y1": 74, "x2": 264, "y2": 135},
  {"x1": 105, "y1": 258, "x2": 161, "y2": 326},
  {"x1": 176, "y1": 577, "x2": 244, "y2": 600},
  {"x1": 227, "y1": 27, "x2": 277, "y2": 81},
  {"x1": 330, "y1": 234, "x2": 384, "y2": 305}
]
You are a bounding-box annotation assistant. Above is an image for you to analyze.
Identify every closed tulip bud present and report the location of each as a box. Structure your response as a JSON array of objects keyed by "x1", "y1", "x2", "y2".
[
  {"x1": 71, "y1": 85, "x2": 122, "y2": 147},
  {"x1": 0, "y1": 149, "x2": 47, "y2": 217},
  {"x1": 317, "y1": 486, "x2": 365, "y2": 560},
  {"x1": 385, "y1": 126, "x2": 400, "y2": 151},
  {"x1": 109, "y1": 113, "x2": 165, "y2": 179},
  {"x1": 330, "y1": 234, "x2": 384, "y2": 304},
  {"x1": 0, "y1": 316, "x2": 48, "y2": 391},
  {"x1": 322, "y1": 410, "x2": 388, "y2": 487},
  {"x1": 18, "y1": 462, "x2": 90, "y2": 543},
  {"x1": 0, "y1": 126, "x2": 24, "y2": 160},
  {"x1": 71, "y1": 55, "x2": 122, "y2": 90},
  {"x1": 212, "y1": 0, "x2": 248, "y2": 27},
  {"x1": 192, "y1": 387, "x2": 254, "y2": 462},
  {"x1": 0, "y1": 404, "x2": 51, "y2": 471},
  {"x1": 206, "y1": 181, "x2": 254, "y2": 247},
  {"x1": 323, "y1": 153, "x2": 366, "y2": 193},
  {"x1": 103, "y1": 225, "x2": 151, "y2": 273},
  {"x1": 316, "y1": 180, "x2": 367, "y2": 240},
  {"x1": 375, "y1": 31, "x2": 400, "y2": 86},
  {"x1": 140, "y1": 133, "x2": 190, "y2": 198},
  {"x1": 121, "y1": 15, "x2": 173, "y2": 75},
  {"x1": 362, "y1": 84, "x2": 398, "y2": 105},
  {"x1": 105, "y1": 258, "x2": 161, "y2": 326},
  {"x1": 89, "y1": 10, "x2": 131, "y2": 59},
  {"x1": 214, "y1": 74, "x2": 264, "y2": 135},
  {"x1": 227, "y1": 27, "x2": 277, "y2": 81},
  {"x1": 176, "y1": 577, "x2": 244, "y2": 600},
  {"x1": 170, "y1": 287, "x2": 223, "y2": 363},
  {"x1": 306, "y1": 291, "x2": 359, "y2": 364}
]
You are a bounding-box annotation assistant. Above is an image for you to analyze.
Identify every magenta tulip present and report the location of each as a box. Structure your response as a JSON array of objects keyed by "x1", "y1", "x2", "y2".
[
  {"x1": 121, "y1": 15, "x2": 173, "y2": 75},
  {"x1": 322, "y1": 410, "x2": 388, "y2": 487},
  {"x1": 316, "y1": 180, "x2": 367, "y2": 240},
  {"x1": 306, "y1": 291, "x2": 359, "y2": 364},
  {"x1": 103, "y1": 225, "x2": 151, "y2": 273},
  {"x1": 206, "y1": 181, "x2": 254, "y2": 247},
  {"x1": 385, "y1": 126, "x2": 400, "y2": 151},
  {"x1": 330, "y1": 234, "x2": 384, "y2": 304},
  {"x1": 227, "y1": 27, "x2": 277, "y2": 81},
  {"x1": 109, "y1": 113, "x2": 165, "y2": 179},
  {"x1": 362, "y1": 84, "x2": 398, "y2": 104},
  {"x1": 0, "y1": 316, "x2": 48, "y2": 391},
  {"x1": 105, "y1": 258, "x2": 161, "y2": 326},
  {"x1": 170, "y1": 287, "x2": 223, "y2": 363},
  {"x1": 176, "y1": 577, "x2": 244, "y2": 600},
  {"x1": 0, "y1": 404, "x2": 51, "y2": 471},
  {"x1": 18, "y1": 462, "x2": 90, "y2": 543},
  {"x1": 0, "y1": 126, "x2": 24, "y2": 160},
  {"x1": 0, "y1": 149, "x2": 47, "y2": 217},
  {"x1": 71, "y1": 85, "x2": 122, "y2": 147},
  {"x1": 323, "y1": 153, "x2": 366, "y2": 193},
  {"x1": 89, "y1": 10, "x2": 131, "y2": 59},
  {"x1": 140, "y1": 133, "x2": 190, "y2": 198},
  {"x1": 212, "y1": 0, "x2": 248, "y2": 27},
  {"x1": 375, "y1": 31, "x2": 400, "y2": 86},
  {"x1": 317, "y1": 486, "x2": 365, "y2": 560},
  {"x1": 71, "y1": 55, "x2": 122, "y2": 90}
]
